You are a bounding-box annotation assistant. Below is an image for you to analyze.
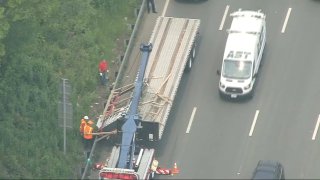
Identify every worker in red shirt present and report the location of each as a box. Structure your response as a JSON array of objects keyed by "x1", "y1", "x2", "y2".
[{"x1": 99, "y1": 60, "x2": 109, "y2": 85}]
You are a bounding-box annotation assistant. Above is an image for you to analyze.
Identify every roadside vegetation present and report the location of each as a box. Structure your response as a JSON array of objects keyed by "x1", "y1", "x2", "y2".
[{"x1": 0, "y1": 0, "x2": 141, "y2": 178}]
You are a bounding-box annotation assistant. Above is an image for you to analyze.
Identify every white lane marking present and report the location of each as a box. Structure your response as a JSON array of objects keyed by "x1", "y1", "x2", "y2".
[
  {"x1": 162, "y1": 0, "x2": 170, "y2": 17},
  {"x1": 219, "y1": 5, "x2": 230, "y2": 30},
  {"x1": 186, "y1": 107, "x2": 197, "y2": 133},
  {"x1": 281, "y1": 8, "x2": 292, "y2": 33},
  {"x1": 249, "y1": 110, "x2": 260, "y2": 136},
  {"x1": 312, "y1": 114, "x2": 320, "y2": 140}
]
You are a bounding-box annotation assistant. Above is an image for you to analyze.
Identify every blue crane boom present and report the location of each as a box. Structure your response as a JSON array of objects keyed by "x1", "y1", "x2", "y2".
[{"x1": 117, "y1": 43, "x2": 152, "y2": 169}]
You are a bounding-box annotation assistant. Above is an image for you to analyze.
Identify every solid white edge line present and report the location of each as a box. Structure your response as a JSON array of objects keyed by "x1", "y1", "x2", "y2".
[
  {"x1": 186, "y1": 107, "x2": 197, "y2": 134},
  {"x1": 219, "y1": 5, "x2": 230, "y2": 30},
  {"x1": 249, "y1": 110, "x2": 260, "y2": 137},
  {"x1": 312, "y1": 114, "x2": 320, "y2": 140},
  {"x1": 162, "y1": 0, "x2": 170, "y2": 17},
  {"x1": 281, "y1": 8, "x2": 292, "y2": 33}
]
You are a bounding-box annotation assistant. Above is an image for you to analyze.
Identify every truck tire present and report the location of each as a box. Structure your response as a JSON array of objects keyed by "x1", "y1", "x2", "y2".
[
  {"x1": 185, "y1": 43, "x2": 196, "y2": 72},
  {"x1": 248, "y1": 90, "x2": 254, "y2": 99},
  {"x1": 248, "y1": 84, "x2": 256, "y2": 99},
  {"x1": 186, "y1": 55, "x2": 193, "y2": 71},
  {"x1": 191, "y1": 42, "x2": 196, "y2": 60},
  {"x1": 185, "y1": 32, "x2": 199, "y2": 72}
]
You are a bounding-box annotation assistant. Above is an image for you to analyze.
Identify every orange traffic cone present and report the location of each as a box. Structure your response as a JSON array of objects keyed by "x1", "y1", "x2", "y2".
[{"x1": 171, "y1": 162, "x2": 180, "y2": 175}]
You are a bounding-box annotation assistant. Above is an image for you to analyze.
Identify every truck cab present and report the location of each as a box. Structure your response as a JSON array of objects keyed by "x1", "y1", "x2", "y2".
[{"x1": 218, "y1": 9, "x2": 266, "y2": 99}]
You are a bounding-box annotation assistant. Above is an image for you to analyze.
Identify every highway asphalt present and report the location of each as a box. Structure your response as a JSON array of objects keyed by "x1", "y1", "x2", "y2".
[{"x1": 142, "y1": 0, "x2": 320, "y2": 179}]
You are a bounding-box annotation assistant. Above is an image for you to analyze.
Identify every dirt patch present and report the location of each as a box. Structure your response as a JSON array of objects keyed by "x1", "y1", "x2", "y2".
[{"x1": 90, "y1": 33, "x2": 128, "y2": 118}]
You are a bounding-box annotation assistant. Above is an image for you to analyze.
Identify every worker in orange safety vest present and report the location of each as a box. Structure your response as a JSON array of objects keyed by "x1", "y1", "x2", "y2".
[
  {"x1": 83, "y1": 120, "x2": 95, "y2": 150},
  {"x1": 80, "y1": 116, "x2": 89, "y2": 136}
]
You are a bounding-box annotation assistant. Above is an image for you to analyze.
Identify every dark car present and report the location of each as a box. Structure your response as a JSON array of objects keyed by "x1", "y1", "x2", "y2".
[{"x1": 252, "y1": 160, "x2": 285, "y2": 180}]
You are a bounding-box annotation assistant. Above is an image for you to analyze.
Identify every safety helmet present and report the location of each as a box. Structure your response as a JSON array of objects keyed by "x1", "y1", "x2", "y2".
[
  {"x1": 84, "y1": 116, "x2": 89, "y2": 120},
  {"x1": 88, "y1": 120, "x2": 94, "y2": 125}
]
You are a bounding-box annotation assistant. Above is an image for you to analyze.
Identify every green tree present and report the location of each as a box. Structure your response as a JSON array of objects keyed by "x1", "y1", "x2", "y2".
[
  {"x1": 0, "y1": 0, "x2": 140, "y2": 178},
  {"x1": 0, "y1": 6, "x2": 9, "y2": 59}
]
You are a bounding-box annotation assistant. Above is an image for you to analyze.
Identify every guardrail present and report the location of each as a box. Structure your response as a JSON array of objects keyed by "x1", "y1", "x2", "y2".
[{"x1": 81, "y1": 0, "x2": 146, "y2": 179}]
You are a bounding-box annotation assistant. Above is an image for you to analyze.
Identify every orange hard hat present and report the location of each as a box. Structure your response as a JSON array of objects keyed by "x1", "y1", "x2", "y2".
[{"x1": 88, "y1": 120, "x2": 94, "y2": 125}]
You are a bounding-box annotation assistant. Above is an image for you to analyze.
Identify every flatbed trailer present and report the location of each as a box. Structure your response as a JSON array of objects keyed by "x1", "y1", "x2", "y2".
[{"x1": 97, "y1": 16, "x2": 200, "y2": 141}]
